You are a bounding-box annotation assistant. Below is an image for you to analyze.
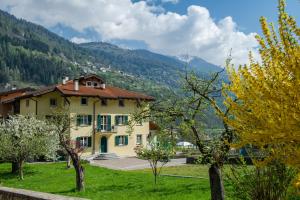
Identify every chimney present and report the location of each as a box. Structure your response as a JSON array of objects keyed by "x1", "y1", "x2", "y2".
[
  {"x1": 74, "y1": 79, "x2": 79, "y2": 91},
  {"x1": 62, "y1": 76, "x2": 69, "y2": 85},
  {"x1": 62, "y1": 77, "x2": 66, "y2": 85}
]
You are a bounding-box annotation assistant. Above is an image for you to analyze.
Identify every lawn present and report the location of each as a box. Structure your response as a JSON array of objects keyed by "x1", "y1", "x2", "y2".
[{"x1": 0, "y1": 162, "x2": 213, "y2": 200}]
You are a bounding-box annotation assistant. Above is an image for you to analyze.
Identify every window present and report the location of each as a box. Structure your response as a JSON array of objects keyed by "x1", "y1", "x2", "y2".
[
  {"x1": 64, "y1": 98, "x2": 69, "y2": 106},
  {"x1": 136, "y1": 134, "x2": 142, "y2": 145},
  {"x1": 101, "y1": 99, "x2": 107, "y2": 106},
  {"x1": 76, "y1": 115, "x2": 92, "y2": 126},
  {"x1": 115, "y1": 135, "x2": 128, "y2": 146},
  {"x1": 81, "y1": 97, "x2": 88, "y2": 106},
  {"x1": 50, "y1": 98, "x2": 57, "y2": 107},
  {"x1": 93, "y1": 82, "x2": 98, "y2": 87},
  {"x1": 76, "y1": 137, "x2": 92, "y2": 148},
  {"x1": 26, "y1": 99, "x2": 30, "y2": 107},
  {"x1": 115, "y1": 115, "x2": 128, "y2": 125},
  {"x1": 86, "y1": 81, "x2": 92, "y2": 87},
  {"x1": 119, "y1": 99, "x2": 125, "y2": 107},
  {"x1": 97, "y1": 115, "x2": 111, "y2": 131}
]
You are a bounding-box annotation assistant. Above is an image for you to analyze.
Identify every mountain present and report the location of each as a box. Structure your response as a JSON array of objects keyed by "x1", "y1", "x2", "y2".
[
  {"x1": 0, "y1": 9, "x2": 225, "y2": 128},
  {"x1": 79, "y1": 42, "x2": 223, "y2": 87}
]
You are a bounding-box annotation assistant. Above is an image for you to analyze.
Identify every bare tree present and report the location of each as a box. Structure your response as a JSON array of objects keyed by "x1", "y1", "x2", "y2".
[
  {"x1": 47, "y1": 112, "x2": 85, "y2": 192},
  {"x1": 130, "y1": 69, "x2": 233, "y2": 200}
]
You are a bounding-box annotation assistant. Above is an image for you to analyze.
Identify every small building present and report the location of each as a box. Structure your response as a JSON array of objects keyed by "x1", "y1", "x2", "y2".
[{"x1": 0, "y1": 88, "x2": 35, "y2": 119}]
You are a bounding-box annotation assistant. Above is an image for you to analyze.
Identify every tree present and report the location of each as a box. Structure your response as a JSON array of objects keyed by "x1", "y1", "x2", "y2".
[
  {"x1": 224, "y1": 0, "x2": 300, "y2": 187},
  {"x1": 47, "y1": 112, "x2": 86, "y2": 192},
  {"x1": 130, "y1": 70, "x2": 231, "y2": 200},
  {"x1": 0, "y1": 115, "x2": 58, "y2": 180},
  {"x1": 135, "y1": 141, "x2": 172, "y2": 185}
]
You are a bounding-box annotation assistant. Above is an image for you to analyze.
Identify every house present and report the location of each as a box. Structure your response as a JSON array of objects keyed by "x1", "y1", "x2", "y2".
[
  {"x1": 0, "y1": 87, "x2": 35, "y2": 118},
  {"x1": 0, "y1": 74, "x2": 154, "y2": 157}
]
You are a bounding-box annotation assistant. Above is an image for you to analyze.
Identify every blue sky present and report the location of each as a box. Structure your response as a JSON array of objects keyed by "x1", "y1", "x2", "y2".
[
  {"x1": 0, "y1": 0, "x2": 299, "y2": 66},
  {"x1": 142, "y1": 0, "x2": 300, "y2": 34}
]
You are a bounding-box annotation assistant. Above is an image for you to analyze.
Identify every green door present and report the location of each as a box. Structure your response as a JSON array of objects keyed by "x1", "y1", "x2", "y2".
[{"x1": 100, "y1": 137, "x2": 107, "y2": 153}]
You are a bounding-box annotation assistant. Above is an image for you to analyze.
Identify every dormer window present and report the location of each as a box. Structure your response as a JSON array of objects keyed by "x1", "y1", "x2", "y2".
[{"x1": 86, "y1": 81, "x2": 92, "y2": 87}]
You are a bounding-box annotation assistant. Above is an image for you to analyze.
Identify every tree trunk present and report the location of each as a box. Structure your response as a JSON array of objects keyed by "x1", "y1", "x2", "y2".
[
  {"x1": 74, "y1": 162, "x2": 85, "y2": 191},
  {"x1": 66, "y1": 155, "x2": 71, "y2": 169},
  {"x1": 11, "y1": 162, "x2": 19, "y2": 174},
  {"x1": 18, "y1": 160, "x2": 24, "y2": 180},
  {"x1": 209, "y1": 164, "x2": 224, "y2": 200},
  {"x1": 71, "y1": 155, "x2": 84, "y2": 192}
]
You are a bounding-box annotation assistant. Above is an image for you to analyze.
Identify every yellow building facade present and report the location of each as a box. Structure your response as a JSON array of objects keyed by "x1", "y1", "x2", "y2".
[{"x1": 15, "y1": 75, "x2": 154, "y2": 157}]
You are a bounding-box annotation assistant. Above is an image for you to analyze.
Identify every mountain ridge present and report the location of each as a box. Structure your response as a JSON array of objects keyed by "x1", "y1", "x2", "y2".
[{"x1": 0, "y1": 9, "x2": 223, "y2": 94}]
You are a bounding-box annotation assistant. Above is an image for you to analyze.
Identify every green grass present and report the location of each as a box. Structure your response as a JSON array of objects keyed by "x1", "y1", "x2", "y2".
[
  {"x1": 0, "y1": 163, "x2": 212, "y2": 200},
  {"x1": 137, "y1": 164, "x2": 209, "y2": 178}
]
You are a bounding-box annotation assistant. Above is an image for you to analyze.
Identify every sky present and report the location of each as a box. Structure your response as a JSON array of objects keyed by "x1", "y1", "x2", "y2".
[{"x1": 0, "y1": 0, "x2": 299, "y2": 67}]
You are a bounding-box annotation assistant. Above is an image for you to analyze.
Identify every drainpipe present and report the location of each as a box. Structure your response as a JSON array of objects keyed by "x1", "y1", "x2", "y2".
[{"x1": 92, "y1": 97, "x2": 101, "y2": 155}]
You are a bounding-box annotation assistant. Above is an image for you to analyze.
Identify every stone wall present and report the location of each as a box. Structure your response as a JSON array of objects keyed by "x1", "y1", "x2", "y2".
[{"x1": 0, "y1": 186, "x2": 88, "y2": 200}]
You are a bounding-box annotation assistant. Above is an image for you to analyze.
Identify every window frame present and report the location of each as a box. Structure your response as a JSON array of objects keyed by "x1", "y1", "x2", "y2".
[
  {"x1": 100, "y1": 115, "x2": 108, "y2": 131},
  {"x1": 115, "y1": 115, "x2": 128, "y2": 126},
  {"x1": 49, "y1": 98, "x2": 57, "y2": 107},
  {"x1": 81, "y1": 97, "x2": 88, "y2": 106},
  {"x1": 93, "y1": 82, "x2": 98, "y2": 87},
  {"x1": 118, "y1": 136, "x2": 127, "y2": 146},
  {"x1": 136, "y1": 134, "x2": 142, "y2": 145},
  {"x1": 118, "y1": 99, "x2": 125, "y2": 107},
  {"x1": 77, "y1": 115, "x2": 92, "y2": 126},
  {"x1": 86, "y1": 81, "x2": 92, "y2": 87},
  {"x1": 101, "y1": 99, "x2": 107, "y2": 106},
  {"x1": 77, "y1": 136, "x2": 92, "y2": 148}
]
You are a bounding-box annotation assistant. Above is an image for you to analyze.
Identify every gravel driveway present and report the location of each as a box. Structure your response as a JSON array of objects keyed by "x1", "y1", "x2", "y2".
[{"x1": 90, "y1": 157, "x2": 186, "y2": 170}]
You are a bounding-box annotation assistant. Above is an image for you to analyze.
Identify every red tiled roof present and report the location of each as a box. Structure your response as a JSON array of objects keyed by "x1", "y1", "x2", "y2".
[
  {"x1": 149, "y1": 121, "x2": 160, "y2": 130},
  {"x1": 0, "y1": 88, "x2": 35, "y2": 104},
  {"x1": 2, "y1": 75, "x2": 155, "y2": 102},
  {"x1": 56, "y1": 80, "x2": 154, "y2": 100}
]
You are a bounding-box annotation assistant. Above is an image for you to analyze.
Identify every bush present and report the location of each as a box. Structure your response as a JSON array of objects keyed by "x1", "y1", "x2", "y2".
[{"x1": 225, "y1": 160, "x2": 297, "y2": 200}]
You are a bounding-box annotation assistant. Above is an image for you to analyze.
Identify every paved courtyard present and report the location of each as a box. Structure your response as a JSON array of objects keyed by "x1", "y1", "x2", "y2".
[{"x1": 90, "y1": 157, "x2": 186, "y2": 170}]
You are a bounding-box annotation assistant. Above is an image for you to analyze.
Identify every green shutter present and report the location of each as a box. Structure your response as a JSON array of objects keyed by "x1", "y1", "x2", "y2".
[
  {"x1": 97, "y1": 115, "x2": 101, "y2": 130},
  {"x1": 107, "y1": 115, "x2": 111, "y2": 131},
  {"x1": 115, "y1": 116, "x2": 119, "y2": 125},
  {"x1": 76, "y1": 137, "x2": 81, "y2": 148},
  {"x1": 88, "y1": 137, "x2": 92, "y2": 147},
  {"x1": 125, "y1": 135, "x2": 128, "y2": 145},
  {"x1": 124, "y1": 116, "x2": 129, "y2": 125},
  {"x1": 115, "y1": 136, "x2": 119, "y2": 146},
  {"x1": 76, "y1": 115, "x2": 81, "y2": 126},
  {"x1": 88, "y1": 115, "x2": 92, "y2": 125}
]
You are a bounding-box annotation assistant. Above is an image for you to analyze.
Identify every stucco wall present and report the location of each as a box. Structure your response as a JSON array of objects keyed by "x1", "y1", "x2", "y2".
[
  {"x1": 19, "y1": 93, "x2": 150, "y2": 157},
  {"x1": 0, "y1": 186, "x2": 88, "y2": 200}
]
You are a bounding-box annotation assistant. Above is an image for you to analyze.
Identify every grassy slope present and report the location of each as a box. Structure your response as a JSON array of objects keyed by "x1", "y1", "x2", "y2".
[{"x1": 0, "y1": 163, "x2": 211, "y2": 200}]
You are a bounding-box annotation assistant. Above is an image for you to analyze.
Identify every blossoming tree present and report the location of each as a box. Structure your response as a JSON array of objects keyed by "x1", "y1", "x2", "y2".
[
  {"x1": 0, "y1": 115, "x2": 58, "y2": 180},
  {"x1": 224, "y1": 0, "x2": 300, "y2": 187}
]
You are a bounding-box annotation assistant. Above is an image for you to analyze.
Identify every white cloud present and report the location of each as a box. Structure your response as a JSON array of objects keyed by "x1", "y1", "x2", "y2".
[
  {"x1": 161, "y1": 0, "x2": 180, "y2": 4},
  {"x1": 0, "y1": 0, "x2": 259, "y2": 66},
  {"x1": 70, "y1": 37, "x2": 91, "y2": 44}
]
